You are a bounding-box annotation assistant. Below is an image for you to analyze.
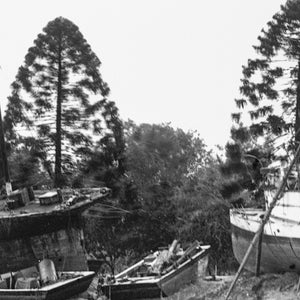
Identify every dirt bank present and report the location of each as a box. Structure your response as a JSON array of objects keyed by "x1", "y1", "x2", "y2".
[{"x1": 166, "y1": 272, "x2": 300, "y2": 300}]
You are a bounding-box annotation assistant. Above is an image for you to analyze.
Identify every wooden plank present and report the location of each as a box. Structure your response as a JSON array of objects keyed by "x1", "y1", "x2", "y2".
[
  {"x1": 115, "y1": 260, "x2": 145, "y2": 279},
  {"x1": 255, "y1": 224, "x2": 263, "y2": 277}
]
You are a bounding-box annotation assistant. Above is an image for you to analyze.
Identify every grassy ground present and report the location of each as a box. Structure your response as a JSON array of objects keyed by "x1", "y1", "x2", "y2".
[
  {"x1": 165, "y1": 272, "x2": 300, "y2": 300},
  {"x1": 72, "y1": 271, "x2": 300, "y2": 299}
]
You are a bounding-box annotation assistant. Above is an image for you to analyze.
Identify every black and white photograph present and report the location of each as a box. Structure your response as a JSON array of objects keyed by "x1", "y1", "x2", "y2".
[{"x1": 3, "y1": 1, "x2": 300, "y2": 299}]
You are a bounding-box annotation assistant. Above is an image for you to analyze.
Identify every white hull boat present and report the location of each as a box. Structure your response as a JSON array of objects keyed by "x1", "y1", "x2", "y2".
[{"x1": 230, "y1": 190, "x2": 300, "y2": 273}]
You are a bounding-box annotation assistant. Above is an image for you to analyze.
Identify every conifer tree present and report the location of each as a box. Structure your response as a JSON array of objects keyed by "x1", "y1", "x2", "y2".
[
  {"x1": 5, "y1": 17, "x2": 122, "y2": 187},
  {"x1": 220, "y1": 1, "x2": 300, "y2": 203},
  {"x1": 233, "y1": 0, "x2": 300, "y2": 147},
  {"x1": 220, "y1": 125, "x2": 269, "y2": 207}
]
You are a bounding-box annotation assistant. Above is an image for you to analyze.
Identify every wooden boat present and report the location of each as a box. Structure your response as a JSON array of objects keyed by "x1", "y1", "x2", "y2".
[
  {"x1": 230, "y1": 207, "x2": 300, "y2": 273},
  {"x1": 0, "y1": 187, "x2": 111, "y2": 274},
  {"x1": 0, "y1": 108, "x2": 112, "y2": 299},
  {"x1": 0, "y1": 271, "x2": 94, "y2": 300},
  {"x1": 0, "y1": 188, "x2": 110, "y2": 299},
  {"x1": 230, "y1": 160, "x2": 300, "y2": 273},
  {"x1": 101, "y1": 242, "x2": 210, "y2": 300}
]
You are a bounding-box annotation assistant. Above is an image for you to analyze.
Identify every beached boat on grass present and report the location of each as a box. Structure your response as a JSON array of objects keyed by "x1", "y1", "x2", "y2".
[
  {"x1": 0, "y1": 107, "x2": 115, "y2": 299},
  {"x1": 0, "y1": 188, "x2": 111, "y2": 300},
  {"x1": 0, "y1": 187, "x2": 111, "y2": 274},
  {"x1": 101, "y1": 241, "x2": 210, "y2": 300},
  {"x1": 0, "y1": 271, "x2": 94, "y2": 300},
  {"x1": 230, "y1": 160, "x2": 300, "y2": 274}
]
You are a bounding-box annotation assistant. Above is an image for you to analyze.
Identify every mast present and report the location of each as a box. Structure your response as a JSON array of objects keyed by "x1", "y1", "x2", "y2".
[{"x1": 0, "y1": 106, "x2": 12, "y2": 194}]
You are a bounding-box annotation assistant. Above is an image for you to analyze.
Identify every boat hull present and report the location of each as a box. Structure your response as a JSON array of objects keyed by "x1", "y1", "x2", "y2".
[
  {"x1": 0, "y1": 188, "x2": 110, "y2": 273},
  {"x1": 101, "y1": 246, "x2": 209, "y2": 300},
  {"x1": 230, "y1": 209, "x2": 300, "y2": 273},
  {"x1": 0, "y1": 188, "x2": 110, "y2": 240},
  {"x1": 0, "y1": 271, "x2": 94, "y2": 300},
  {"x1": 159, "y1": 253, "x2": 208, "y2": 296},
  {"x1": 102, "y1": 282, "x2": 163, "y2": 300},
  {"x1": 0, "y1": 227, "x2": 88, "y2": 273},
  {"x1": 265, "y1": 190, "x2": 300, "y2": 223}
]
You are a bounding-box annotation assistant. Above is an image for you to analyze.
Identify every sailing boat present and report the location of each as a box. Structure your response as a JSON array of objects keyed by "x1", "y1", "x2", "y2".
[
  {"x1": 230, "y1": 151, "x2": 300, "y2": 273},
  {"x1": 0, "y1": 105, "x2": 109, "y2": 299}
]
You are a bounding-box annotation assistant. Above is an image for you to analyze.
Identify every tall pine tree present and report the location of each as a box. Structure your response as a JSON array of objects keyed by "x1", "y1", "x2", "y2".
[
  {"x1": 5, "y1": 17, "x2": 123, "y2": 187},
  {"x1": 233, "y1": 0, "x2": 300, "y2": 148}
]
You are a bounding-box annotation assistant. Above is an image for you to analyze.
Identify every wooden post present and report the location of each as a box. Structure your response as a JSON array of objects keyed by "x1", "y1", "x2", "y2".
[
  {"x1": 225, "y1": 144, "x2": 300, "y2": 300},
  {"x1": 255, "y1": 224, "x2": 263, "y2": 277},
  {"x1": 0, "y1": 106, "x2": 11, "y2": 194}
]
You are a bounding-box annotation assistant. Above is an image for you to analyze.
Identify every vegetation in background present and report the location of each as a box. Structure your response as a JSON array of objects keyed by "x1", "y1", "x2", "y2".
[
  {"x1": 174, "y1": 157, "x2": 236, "y2": 271},
  {"x1": 219, "y1": 126, "x2": 270, "y2": 208},
  {"x1": 83, "y1": 122, "x2": 235, "y2": 272},
  {"x1": 4, "y1": 17, "x2": 121, "y2": 187},
  {"x1": 8, "y1": 139, "x2": 51, "y2": 189},
  {"x1": 124, "y1": 122, "x2": 216, "y2": 251},
  {"x1": 233, "y1": 0, "x2": 300, "y2": 146},
  {"x1": 0, "y1": 16, "x2": 249, "y2": 274},
  {"x1": 222, "y1": 0, "x2": 300, "y2": 207}
]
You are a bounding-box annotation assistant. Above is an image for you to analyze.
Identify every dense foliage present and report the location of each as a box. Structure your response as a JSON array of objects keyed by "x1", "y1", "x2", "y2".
[
  {"x1": 84, "y1": 122, "x2": 234, "y2": 272},
  {"x1": 4, "y1": 17, "x2": 121, "y2": 187},
  {"x1": 222, "y1": 0, "x2": 300, "y2": 206},
  {"x1": 219, "y1": 127, "x2": 270, "y2": 207},
  {"x1": 233, "y1": 0, "x2": 300, "y2": 147}
]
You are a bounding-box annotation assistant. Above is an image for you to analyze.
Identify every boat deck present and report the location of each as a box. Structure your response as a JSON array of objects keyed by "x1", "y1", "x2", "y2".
[{"x1": 0, "y1": 189, "x2": 109, "y2": 219}]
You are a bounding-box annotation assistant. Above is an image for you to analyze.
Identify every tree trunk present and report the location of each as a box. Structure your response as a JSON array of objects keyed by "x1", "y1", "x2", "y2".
[
  {"x1": 0, "y1": 107, "x2": 11, "y2": 186},
  {"x1": 54, "y1": 35, "x2": 63, "y2": 188},
  {"x1": 295, "y1": 58, "x2": 300, "y2": 187},
  {"x1": 295, "y1": 58, "x2": 300, "y2": 143}
]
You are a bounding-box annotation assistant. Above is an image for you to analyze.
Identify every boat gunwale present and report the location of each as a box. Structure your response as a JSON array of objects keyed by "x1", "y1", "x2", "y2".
[
  {"x1": 230, "y1": 208, "x2": 300, "y2": 226},
  {"x1": 0, "y1": 271, "x2": 95, "y2": 293},
  {"x1": 104, "y1": 245, "x2": 210, "y2": 286},
  {"x1": 0, "y1": 191, "x2": 110, "y2": 220}
]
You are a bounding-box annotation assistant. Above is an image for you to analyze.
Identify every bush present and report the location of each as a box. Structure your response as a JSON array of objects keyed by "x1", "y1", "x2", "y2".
[{"x1": 178, "y1": 202, "x2": 237, "y2": 274}]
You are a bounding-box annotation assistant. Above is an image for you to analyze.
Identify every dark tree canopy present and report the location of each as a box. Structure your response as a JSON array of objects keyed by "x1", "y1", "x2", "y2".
[
  {"x1": 220, "y1": 132, "x2": 269, "y2": 207},
  {"x1": 222, "y1": 2, "x2": 300, "y2": 206},
  {"x1": 4, "y1": 17, "x2": 122, "y2": 187},
  {"x1": 125, "y1": 122, "x2": 212, "y2": 188},
  {"x1": 233, "y1": 0, "x2": 300, "y2": 148}
]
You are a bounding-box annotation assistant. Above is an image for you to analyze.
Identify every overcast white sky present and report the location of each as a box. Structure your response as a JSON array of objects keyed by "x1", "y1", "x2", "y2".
[{"x1": 0, "y1": 0, "x2": 286, "y2": 150}]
